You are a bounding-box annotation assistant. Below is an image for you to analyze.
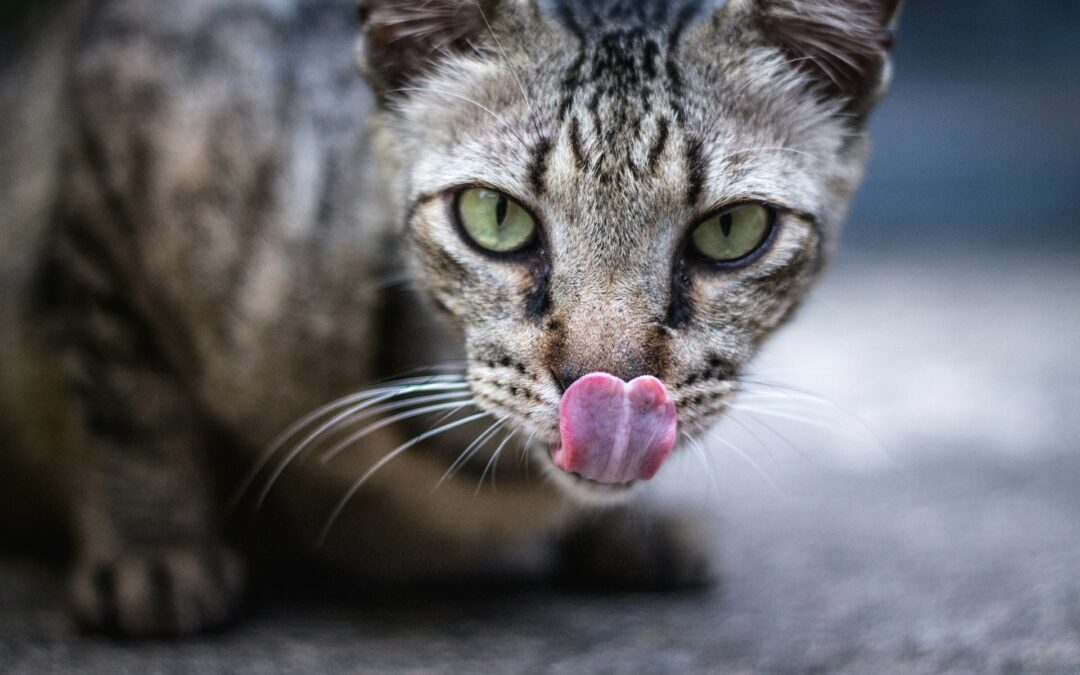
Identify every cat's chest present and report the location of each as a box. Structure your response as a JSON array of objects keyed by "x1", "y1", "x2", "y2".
[{"x1": 182, "y1": 226, "x2": 396, "y2": 449}]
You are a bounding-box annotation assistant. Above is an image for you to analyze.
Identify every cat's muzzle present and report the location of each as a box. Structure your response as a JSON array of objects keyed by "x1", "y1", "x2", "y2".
[{"x1": 551, "y1": 373, "x2": 678, "y2": 485}]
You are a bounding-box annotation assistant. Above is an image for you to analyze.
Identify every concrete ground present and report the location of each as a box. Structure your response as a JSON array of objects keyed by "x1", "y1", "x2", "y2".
[{"x1": 2, "y1": 249, "x2": 1079, "y2": 674}]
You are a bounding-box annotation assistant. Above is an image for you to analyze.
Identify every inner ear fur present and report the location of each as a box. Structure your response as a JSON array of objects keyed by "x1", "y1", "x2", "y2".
[
  {"x1": 767, "y1": 0, "x2": 900, "y2": 102},
  {"x1": 725, "y1": 0, "x2": 901, "y2": 113},
  {"x1": 357, "y1": 0, "x2": 523, "y2": 98}
]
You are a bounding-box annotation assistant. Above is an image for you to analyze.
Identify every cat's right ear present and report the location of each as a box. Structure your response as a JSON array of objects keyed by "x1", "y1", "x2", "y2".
[
  {"x1": 356, "y1": 0, "x2": 535, "y2": 100},
  {"x1": 711, "y1": 0, "x2": 902, "y2": 117}
]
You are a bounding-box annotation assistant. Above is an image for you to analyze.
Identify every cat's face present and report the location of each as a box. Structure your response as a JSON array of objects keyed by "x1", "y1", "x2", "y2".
[{"x1": 361, "y1": 0, "x2": 898, "y2": 499}]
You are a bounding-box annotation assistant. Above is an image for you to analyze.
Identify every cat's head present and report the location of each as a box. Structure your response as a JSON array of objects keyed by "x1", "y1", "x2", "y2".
[{"x1": 358, "y1": 0, "x2": 899, "y2": 500}]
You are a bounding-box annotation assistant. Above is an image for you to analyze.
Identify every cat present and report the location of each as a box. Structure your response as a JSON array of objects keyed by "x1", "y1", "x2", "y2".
[{"x1": 0, "y1": 0, "x2": 899, "y2": 636}]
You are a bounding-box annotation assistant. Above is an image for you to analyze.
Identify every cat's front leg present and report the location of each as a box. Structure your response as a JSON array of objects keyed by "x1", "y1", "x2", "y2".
[
  {"x1": 557, "y1": 508, "x2": 720, "y2": 592},
  {"x1": 65, "y1": 361, "x2": 246, "y2": 637},
  {"x1": 48, "y1": 265, "x2": 246, "y2": 636}
]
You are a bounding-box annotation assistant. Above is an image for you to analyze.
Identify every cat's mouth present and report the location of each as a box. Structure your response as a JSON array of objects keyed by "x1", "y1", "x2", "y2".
[
  {"x1": 541, "y1": 457, "x2": 640, "y2": 498},
  {"x1": 547, "y1": 373, "x2": 678, "y2": 492}
]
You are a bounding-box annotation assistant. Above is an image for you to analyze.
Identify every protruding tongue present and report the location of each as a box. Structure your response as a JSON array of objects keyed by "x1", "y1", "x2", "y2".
[{"x1": 553, "y1": 373, "x2": 678, "y2": 484}]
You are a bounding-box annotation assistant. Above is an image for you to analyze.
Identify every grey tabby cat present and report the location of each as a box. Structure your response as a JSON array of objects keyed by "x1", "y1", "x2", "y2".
[{"x1": 0, "y1": 0, "x2": 899, "y2": 636}]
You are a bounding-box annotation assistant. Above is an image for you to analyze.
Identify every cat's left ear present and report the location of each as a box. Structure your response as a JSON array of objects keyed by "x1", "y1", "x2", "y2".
[
  {"x1": 356, "y1": 0, "x2": 537, "y2": 100},
  {"x1": 718, "y1": 0, "x2": 901, "y2": 116}
]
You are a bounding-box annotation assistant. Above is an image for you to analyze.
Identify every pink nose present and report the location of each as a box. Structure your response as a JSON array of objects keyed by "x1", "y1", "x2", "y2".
[{"x1": 552, "y1": 372, "x2": 678, "y2": 484}]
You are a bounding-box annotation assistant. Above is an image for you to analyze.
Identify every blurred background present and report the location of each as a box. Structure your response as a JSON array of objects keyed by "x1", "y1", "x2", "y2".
[
  {"x1": 852, "y1": 1, "x2": 1080, "y2": 248},
  {"x1": 2, "y1": 0, "x2": 1079, "y2": 672}
]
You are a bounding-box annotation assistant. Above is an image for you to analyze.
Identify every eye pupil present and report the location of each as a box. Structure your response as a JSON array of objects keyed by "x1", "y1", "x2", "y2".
[
  {"x1": 495, "y1": 196, "x2": 508, "y2": 226},
  {"x1": 720, "y1": 213, "x2": 733, "y2": 238}
]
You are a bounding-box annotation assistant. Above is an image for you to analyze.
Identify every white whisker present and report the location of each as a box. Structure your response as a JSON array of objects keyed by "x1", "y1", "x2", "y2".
[
  {"x1": 728, "y1": 403, "x2": 869, "y2": 445},
  {"x1": 434, "y1": 416, "x2": 508, "y2": 490},
  {"x1": 474, "y1": 431, "x2": 510, "y2": 498},
  {"x1": 231, "y1": 375, "x2": 467, "y2": 512},
  {"x1": 723, "y1": 413, "x2": 783, "y2": 474},
  {"x1": 738, "y1": 377, "x2": 847, "y2": 409},
  {"x1": 491, "y1": 428, "x2": 519, "y2": 473},
  {"x1": 376, "y1": 363, "x2": 467, "y2": 384},
  {"x1": 471, "y1": 1, "x2": 540, "y2": 138},
  {"x1": 319, "y1": 399, "x2": 477, "y2": 465},
  {"x1": 714, "y1": 146, "x2": 823, "y2": 167},
  {"x1": 520, "y1": 429, "x2": 538, "y2": 483},
  {"x1": 318, "y1": 412, "x2": 490, "y2": 545},
  {"x1": 709, "y1": 431, "x2": 781, "y2": 496},
  {"x1": 280, "y1": 383, "x2": 468, "y2": 468},
  {"x1": 682, "y1": 431, "x2": 719, "y2": 498},
  {"x1": 371, "y1": 274, "x2": 412, "y2": 291},
  {"x1": 729, "y1": 410, "x2": 809, "y2": 462},
  {"x1": 320, "y1": 391, "x2": 477, "y2": 442},
  {"x1": 737, "y1": 378, "x2": 888, "y2": 451},
  {"x1": 253, "y1": 386, "x2": 471, "y2": 510},
  {"x1": 386, "y1": 86, "x2": 533, "y2": 150}
]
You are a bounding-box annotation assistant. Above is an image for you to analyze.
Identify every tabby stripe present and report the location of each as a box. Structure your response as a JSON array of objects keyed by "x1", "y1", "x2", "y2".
[
  {"x1": 58, "y1": 216, "x2": 120, "y2": 281},
  {"x1": 568, "y1": 117, "x2": 587, "y2": 170},
  {"x1": 92, "y1": 566, "x2": 120, "y2": 634},
  {"x1": 665, "y1": 59, "x2": 687, "y2": 125},
  {"x1": 684, "y1": 137, "x2": 707, "y2": 206},
  {"x1": 646, "y1": 116, "x2": 671, "y2": 173},
  {"x1": 664, "y1": 3, "x2": 700, "y2": 126},
  {"x1": 587, "y1": 89, "x2": 604, "y2": 137},
  {"x1": 555, "y1": 1, "x2": 587, "y2": 43},
  {"x1": 527, "y1": 136, "x2": 554, "y2": 195},
  {"x1": 557, "y1": 51, "x2": 586, "y2": 122},
  {"x1": 413, "y1": 230, "x2": 472, "y2": 283},
  {"x1": 626, "y1": 150, "x2": 642, "y2": 179},
  {"x1": 642, "y1": 39, "x2": 660, "y2": 80},
  {"x1": 524, "y1": 255, "x2": 551, "y2": 321},
  {"x1": 670, "y1": 1, "x2": 702, "y2": 44},
  {"x1": 667, "y1": 258, "x2": 695, "y2": 329},
  {"x1": 77, "y1": 122, "x2": 138, "y2": 237}
]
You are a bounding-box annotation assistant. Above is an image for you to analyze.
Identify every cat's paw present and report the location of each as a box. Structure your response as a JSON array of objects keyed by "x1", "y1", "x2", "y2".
[
  {"x1": 71, "y1": 544, "x2": 246, "y2": 637},
  {"x1": 558, "y1": 511, "x2": 720, "y2": 591}
]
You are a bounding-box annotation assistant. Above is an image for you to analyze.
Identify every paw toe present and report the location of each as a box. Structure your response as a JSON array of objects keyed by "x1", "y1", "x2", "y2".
[{"x1": 72, "y1": 546, "x2": 246, "y2": 637}]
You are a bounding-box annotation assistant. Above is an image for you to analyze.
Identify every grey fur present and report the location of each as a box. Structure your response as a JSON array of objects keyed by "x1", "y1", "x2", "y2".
[{"x1": 0, "y1": 0, "x2": 896, "y2": 636}]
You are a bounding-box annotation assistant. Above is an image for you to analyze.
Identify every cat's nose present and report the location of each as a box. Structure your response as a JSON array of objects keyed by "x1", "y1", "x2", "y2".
[
  {"x1": 552, "y1": 366, "x2": 581, "y2": 393},
  {"x1": 544, "y1": 310, "x2": 671, "y2": 393},
  {"x1": 552, "y1": 362, "x2": 654, "y2": 394}
]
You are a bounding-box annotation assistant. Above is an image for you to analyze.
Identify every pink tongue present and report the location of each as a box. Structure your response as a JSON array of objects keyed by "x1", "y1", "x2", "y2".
[{"x1": 553, "y1": 373, "x2": 678, "y2": 484}]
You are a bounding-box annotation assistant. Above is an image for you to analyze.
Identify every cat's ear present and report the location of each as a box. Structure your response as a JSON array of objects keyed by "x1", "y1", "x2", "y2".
[
  {"x1": 726, "y1": 0, "x2": 901, "y2": 114},
  {"x1": 356, "y1": 0, "x2": 534, "y2": 99}
]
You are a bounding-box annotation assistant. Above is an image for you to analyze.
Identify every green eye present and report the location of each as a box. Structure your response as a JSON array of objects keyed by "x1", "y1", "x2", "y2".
[
  {"x1": 690, "y1": 204, "x2": 773, "y2": 263},
  {"x1": 456, "y1": 188, "x2": 537, "y2": 254}
]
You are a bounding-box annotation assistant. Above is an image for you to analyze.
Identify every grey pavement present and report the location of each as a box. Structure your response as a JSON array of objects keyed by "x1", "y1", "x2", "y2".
[{"x1": 2, "y1": 249, "x2": 1078, "y2": 674}]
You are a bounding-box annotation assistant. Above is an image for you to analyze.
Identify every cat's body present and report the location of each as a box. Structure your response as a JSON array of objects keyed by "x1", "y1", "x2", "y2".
[{"x1": 0, "y1": 0, "x2": 898, "y2": 636}]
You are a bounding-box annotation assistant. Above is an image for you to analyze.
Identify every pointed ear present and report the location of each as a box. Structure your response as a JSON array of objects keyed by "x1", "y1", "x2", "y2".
[
  {"x1": 747, "y1": 0, "x2": 901, "y2": 112},
  {"x1": 356, "y1": 0, "x2": 529, "y2": 99}
]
